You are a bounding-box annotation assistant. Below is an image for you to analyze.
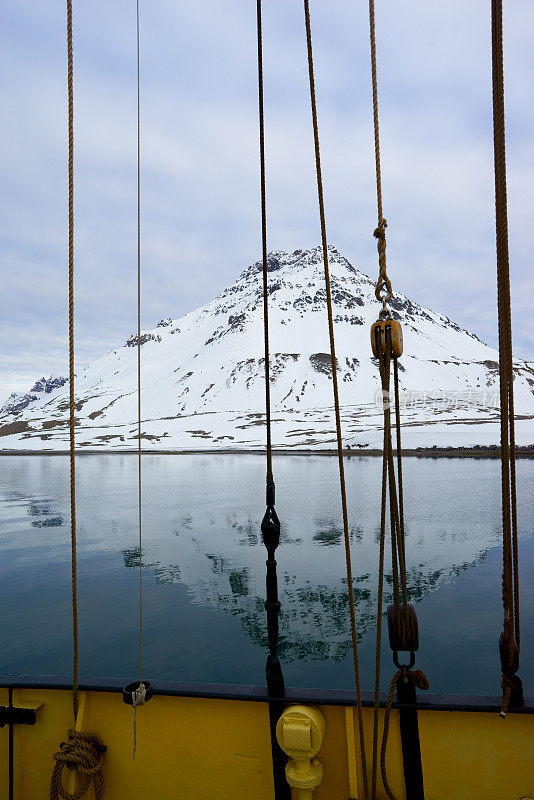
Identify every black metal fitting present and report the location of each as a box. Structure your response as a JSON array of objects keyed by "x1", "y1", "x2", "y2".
[
  {"x1": 261, "y1": 506, "x2": 281, "y2": 552},
  {"x1": 122, "y1": 680, "x2": 154, "y2": 706},
  {"x1": 266, "y1": 481, "x2": 276, "y2": 508},
  {"x1": 0, "y1": 706, "x2": 36, "y2": 728},
  {"x1": 393, "y1": 651, "x2": 416, "y2": 671},
  {"x1": 266, "y1": 653, "x2": 285, "y2": 697}
]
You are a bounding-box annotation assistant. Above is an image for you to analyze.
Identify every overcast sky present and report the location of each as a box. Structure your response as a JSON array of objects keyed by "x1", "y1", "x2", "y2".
[{"x1": 1, "y1": 0, "x2": 533, "y2": 397}]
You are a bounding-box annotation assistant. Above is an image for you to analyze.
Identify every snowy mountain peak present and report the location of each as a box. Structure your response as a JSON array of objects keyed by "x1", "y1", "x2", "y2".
[
  {"x1": 1, "y1": 375, "x2": 67, "y2": 416},
  {"x1": 237, "y1": 245, "x2": 360, "y2": 281},
  {"x1": 1, "y1": 247, "x2": 532, "y2": 451}
]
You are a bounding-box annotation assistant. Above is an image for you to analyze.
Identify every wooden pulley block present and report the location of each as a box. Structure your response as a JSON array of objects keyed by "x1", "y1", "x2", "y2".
[
  {"x1": 370, "y1": 318, "x2": 403, "y2": 358},
  {"x1": 387, "y1": 603, "x2": 419, "y2": 652}
]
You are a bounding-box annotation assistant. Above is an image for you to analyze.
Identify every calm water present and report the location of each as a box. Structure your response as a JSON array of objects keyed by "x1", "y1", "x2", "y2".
[{"x1": 0, "y1": 454, "x2": 532, "y2": 696}]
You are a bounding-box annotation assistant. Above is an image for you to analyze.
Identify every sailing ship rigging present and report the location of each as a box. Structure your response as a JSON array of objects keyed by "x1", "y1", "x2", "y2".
[{"x1": 0, "y1": 1, "x2": 531, "y2": 799}]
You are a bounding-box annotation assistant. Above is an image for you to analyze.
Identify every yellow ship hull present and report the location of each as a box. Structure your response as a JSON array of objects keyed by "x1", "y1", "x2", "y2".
[{"x1": 0, "y1": 677, "x2": 532, "y2": 799}]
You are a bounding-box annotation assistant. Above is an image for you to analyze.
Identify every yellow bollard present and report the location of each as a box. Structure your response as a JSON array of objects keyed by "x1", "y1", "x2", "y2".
[{"x1": 276, "y1": 705, "x2": 326, "y2": 799}]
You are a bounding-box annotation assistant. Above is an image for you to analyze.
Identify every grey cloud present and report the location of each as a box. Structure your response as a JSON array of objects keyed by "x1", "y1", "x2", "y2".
[{"x1": 1, "y1": 0, "x2": 533, "y2": 398}]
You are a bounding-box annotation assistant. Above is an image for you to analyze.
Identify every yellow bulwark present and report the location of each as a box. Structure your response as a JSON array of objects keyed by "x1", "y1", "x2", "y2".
[{"x1": 0, "y1": 679, "x2": 532, "y2": 799}]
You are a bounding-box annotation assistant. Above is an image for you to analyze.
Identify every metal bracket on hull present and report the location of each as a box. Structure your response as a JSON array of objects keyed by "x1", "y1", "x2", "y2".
[
  {"x1": 0, "y1": 706, "x2": 37, "y2": 727},
  {"x1": 396, "y1": 676, "x2": 425, "y2": 800}
]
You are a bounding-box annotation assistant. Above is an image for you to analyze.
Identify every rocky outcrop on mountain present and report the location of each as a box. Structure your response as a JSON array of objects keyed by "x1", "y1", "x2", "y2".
[
  {"x1": 1, "y1": 375, "x2": 67, "y2": 416},
  {"x1": 0, "y1": 247, "x2": 532, "y2": 450}
]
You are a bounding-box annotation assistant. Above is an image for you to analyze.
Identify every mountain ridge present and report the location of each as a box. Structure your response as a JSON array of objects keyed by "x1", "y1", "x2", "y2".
[{"x1": 1, "y1": 245, "x2": 533, "y2": 451}]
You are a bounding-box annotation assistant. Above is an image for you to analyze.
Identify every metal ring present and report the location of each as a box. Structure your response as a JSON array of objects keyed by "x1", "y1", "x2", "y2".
[{"x1": 393, "y1": 651, "x2": 415, "y2": 670}]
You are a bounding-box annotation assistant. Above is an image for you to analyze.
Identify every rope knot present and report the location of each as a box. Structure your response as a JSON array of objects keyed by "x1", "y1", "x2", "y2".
[
  {"x1": 407, "y1": 668, "x2": 430, "y2": 692},
  {"x1": 373, "y1": 218, "x2": 388, "y2": 241},
  {"x1": 132, "y1": 682, "x2": 147, "y2": 708},
  {"x1": 50, "y1": 729, "x2": 106, "y2": 800},
  {"x1": 500, "y1": 670, "x2": 523, "y2": 718},
  {"x1": 373, "y1": 219, "x2": 392, "y2": 305}
]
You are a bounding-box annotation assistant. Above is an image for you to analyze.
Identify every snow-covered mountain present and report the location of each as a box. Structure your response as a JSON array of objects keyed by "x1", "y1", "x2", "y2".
[
  {"x1": 1, "y1": 246, "x2": 533, "y2": 450},
  {"x1": 1, "y1": 376, "x2": 68, "y2": 416}
]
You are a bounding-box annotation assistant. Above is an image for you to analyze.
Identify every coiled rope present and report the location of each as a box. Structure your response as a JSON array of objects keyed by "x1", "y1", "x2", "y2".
[
  {"x1": 50, "y1": 731, "x2": 106, "y2": 800},
  {"x1": 490, "y1": 0, "x2": 521, "y2": 717},
  {"x1": 50, "y1": 4, "x2": 106, "y2": 796},
  {"x1": 303, "y1": 2, "x2": 368, "y2": 797}
]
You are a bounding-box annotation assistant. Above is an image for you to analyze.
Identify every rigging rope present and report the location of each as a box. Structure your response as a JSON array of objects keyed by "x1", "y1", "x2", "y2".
[
  {"x1": 366, "y1": 2, "x2": 427, "y2": 794},
  {"x1": 51, "y1": 4, "x2": 106, "y2": 797},
  {"x1": 257, "y1": 0, "x2": 273, "y2": 491},
  {"x1": 66, "y1": 0, "x2": 78, "y2": 727},
  {"x1": 50, "y1": 731, "x2": 106, "y2": 800},
  {"x1": 135, "y1": 0, "x2": 145, "y2": 697},
  {"x1": 303, "y1": 3, "x2": 368, "y2": 797},
  {"x1": 256, "y1": 10, "x2": 288, "y2": 798},
  {"x1": 368, "y1": 0, "x2": 391, "y2": 312},
  {"x1": 130, "y1": 0, "x2": 147, "y2": 746},
  {"x1": 257, "y1": 0, "x2": 285, "y2": 702},
  {"x1": 491, "y1": 0, "x2": 521, "y2": 716}
]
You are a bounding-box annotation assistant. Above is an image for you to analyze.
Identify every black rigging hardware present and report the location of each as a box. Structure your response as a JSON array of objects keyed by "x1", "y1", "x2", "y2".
[{"x1": 256, "y1": 2, "x2": 289, "y2": 798}]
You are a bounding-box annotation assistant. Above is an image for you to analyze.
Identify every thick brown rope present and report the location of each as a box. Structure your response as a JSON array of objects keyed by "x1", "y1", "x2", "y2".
[
  {"x1": 50, "y1": 731, "x2": 105, "y2": 800},
  {"x1": 368, "y1": 0, "x2": 383, "y2": 224},
  {"x1": 371, "y1": 401, "x2": 388, "y2": 800},
  {"x1": 491, "y1": 0, "x2": 520, "y2": 711},
  {"x1": 368, "y1": 0, "x2": 391, "y2": 309},
  {"x1": 372, "y1": 334, "x2": 413, "y2": 799},
  {"x1": 52, "y1": 6, "x2": 107, "y2": 796},
  {"x1": 376, "y1": 335, "x2": 409, "y2": 613},
  {"x1": 66, "y1": 0, "x2": 78, "y2": 727},
  {"x1": 303, "y1": 2, "x2": 368, "y2": 796},
  {"x1": 393, "y1": 357, "x2": 405, "y2": 535},
  {"x1": 368, "y1": 0, "x2": 409, "y2": 609},
  {"x1": 380, "y1": 669, "x2": 429, "y2": 800},
  {"x1": 256, "y1": 0, "x2": 273, "y2": 489},
  {"x1": 368, "y1": 0, "x2": 420, "y2": 783},
  {"x1": 509, "y1": 378, "x2": 519, "y2": 651}
]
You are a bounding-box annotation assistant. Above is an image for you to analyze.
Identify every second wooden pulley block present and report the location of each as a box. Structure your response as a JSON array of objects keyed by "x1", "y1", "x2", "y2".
[{"x1": 387, "y1": 603, "x2": 419, "y2": 652}]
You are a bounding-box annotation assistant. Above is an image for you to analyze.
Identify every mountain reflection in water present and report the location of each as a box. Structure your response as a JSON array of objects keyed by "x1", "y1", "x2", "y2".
[{"x1": 0, "y1": 454, "x2": 532, "y2": 695}]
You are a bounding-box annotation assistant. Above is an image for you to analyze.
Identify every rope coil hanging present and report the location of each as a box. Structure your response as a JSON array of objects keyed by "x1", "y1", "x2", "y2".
[
  {"x1": 50, "y1": 731, "x2": 106, "y2": 800},
  {"x1": 303, "y1": 2, "x2": 369, "y2": 797},
  {"x1": 490, "y1": 0, "x2": 522, "y2": 717},
  {"x1": 50, "y1": 2, "x2": 106, "y2": 796}
]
